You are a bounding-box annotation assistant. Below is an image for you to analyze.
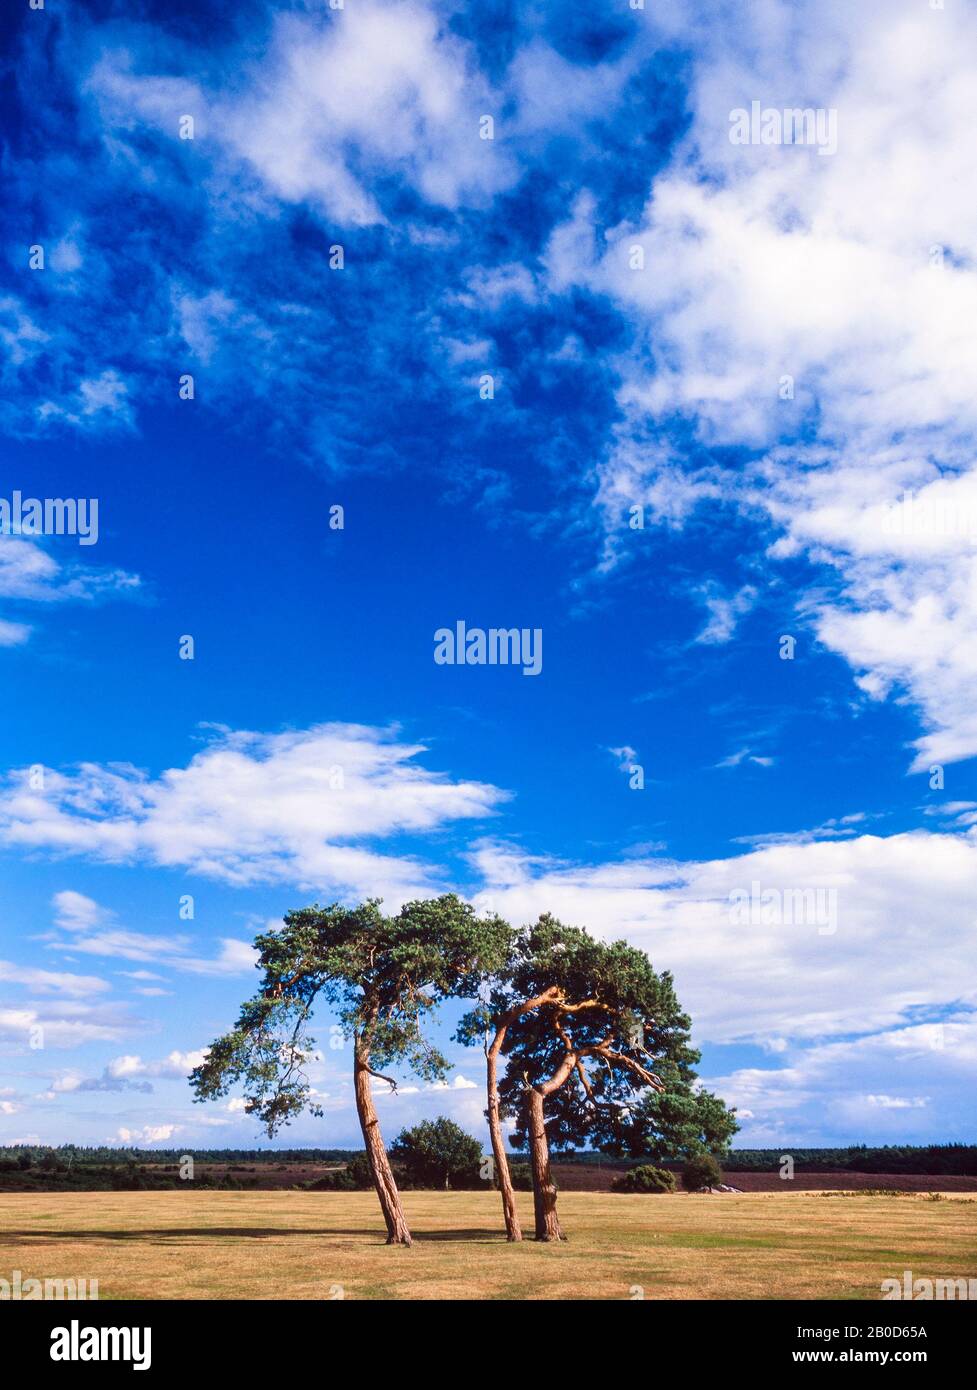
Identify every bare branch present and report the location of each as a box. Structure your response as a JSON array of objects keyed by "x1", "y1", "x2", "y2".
[{"x1": 365, "y1": 1065, "x2": 398, "y2": 1092}]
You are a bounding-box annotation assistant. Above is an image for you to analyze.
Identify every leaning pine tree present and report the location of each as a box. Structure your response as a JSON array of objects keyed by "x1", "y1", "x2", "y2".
[
  {"x1": 492, "y1": 915, "x2": 737, "y2": 1242},
  {"x1": 457, "y1": 978, "x2": 575, "y2": 1241},
  {"x1": 190, "y1": 896, "x2": 511, "y2": 1246}
]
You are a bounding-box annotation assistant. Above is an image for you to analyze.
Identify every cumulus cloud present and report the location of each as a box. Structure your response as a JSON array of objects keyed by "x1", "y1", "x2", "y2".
[
  {"x1": 113, "y1": 1124, "x2": 179, "y2": 1145},
  {"x1": 468, "y1": 831, "x2": 977, "y2": 1044},
  {"x1": 0, "y1": 724, "x2": 505, "y2": 901},
  {"x1": 712, "y1": 1014, "x2": 976, "y2": 1144},
  {"x1": 107, "y1": 1050, "x2": 207, "y2": 1080},
  {"x1": 468, "y1": 829, "x2": 977, "y2": 1140},
  {"x1": 382, "y1": 1073, "x2": 479, "y2": 1097}
]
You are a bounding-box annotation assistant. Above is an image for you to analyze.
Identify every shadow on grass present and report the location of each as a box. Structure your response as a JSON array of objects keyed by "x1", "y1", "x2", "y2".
[
  {"x1": 412, "y1": 1229, "x2": 508, "y2": 1243},
  {"x1": 3, "y1": 1226, "x2": 510, "y2": 1243}
]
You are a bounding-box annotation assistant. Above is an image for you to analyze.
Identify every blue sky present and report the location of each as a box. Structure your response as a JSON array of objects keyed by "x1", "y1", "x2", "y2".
[{"x1": 1, "y1": 0, "x2": 975, "y2": 1151}]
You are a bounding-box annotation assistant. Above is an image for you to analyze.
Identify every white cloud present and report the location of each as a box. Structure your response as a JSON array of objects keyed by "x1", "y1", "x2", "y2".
[
  {"x1": 549, "y1": 0, "x2": 977, "y2": 768},
  {"x1": 0, "y1": 723, "x2": 505, "y2": 902},
  {"x1": 865, "y1": 1094, "x2": 928, "y2": 1110},
  {"x1": 468, "y1": 831, "x2": 977, "y2": 1045},
  {"x1": 48, "y1": 1052, "x2": 207, "y2": 1100},
  {"x1": 88, "y1": 4, "x2": 517, "y2": 228},
  {"x1": 716, "y1": 749, "x2": 774, "y2": 770},
  {"x1": 377, "y1": 1073, "x2": 479, "y2": 1099},
  {"x1": 180, "y1": 939, "x2": 258, "y2": 977},
  {"x1": 712, "y1": 1014, "x2": 976, "y2": 1143},
  {"x1": 37, "y1": 369, "x2": 134, "y2": 430},
  {"x1": 0, "y1": 618, "x2": 30, "y2": 647},
  {"x1": 606, "y1": 745, "x2": 638, "y2": 773},
  {"x1": 108, "y1": 1050, "x2": 206, "y2": 1080},
  {"x1": 48, "y1": 893, "x2": 258, "y2": 975},
  {"x1": 53, "y1": 890, "x2": 104, "y2": 931},
  {"x1": 0, "y1": 959, "x2": 109, "y2": 999},
  {"x1": 694, "y1": 583, "x2": 758, "y2": 645},
  {"x1": 0, "y1": 535, "x2": 140, "y2": 648},
  {"x1": 0, "y1": 1002, "x2": 133, "y2": 1048},
  {"x1": 114, "y1": 1124, "x2": 179, "y2": 1144},
  {"x1": 172, "y1": 289, "x2": 237, "y2": 365}
]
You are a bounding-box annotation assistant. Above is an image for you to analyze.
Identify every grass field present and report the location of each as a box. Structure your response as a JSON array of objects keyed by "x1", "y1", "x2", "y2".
[{"x1": 1, "y1": 1190, "x2": 975, "y2": 1300}]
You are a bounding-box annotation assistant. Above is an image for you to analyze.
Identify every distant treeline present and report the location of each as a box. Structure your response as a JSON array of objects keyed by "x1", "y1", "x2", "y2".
[
  {"x1": 0, "y1": 1145, "x2": 356, "y2": 1165},
  {"x1": 0, "y1": 1160, "x2": 268, "y2": 1193},
  {"x1": 1, "y1": 1143, "x2": 974, "y2": 1176},
  {"x1": 719, "y1": 1145, "x2": 977, "y2": 1175}
]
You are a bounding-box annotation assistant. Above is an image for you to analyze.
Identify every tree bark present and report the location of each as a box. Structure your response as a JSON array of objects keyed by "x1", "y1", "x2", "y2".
[
  {"x1": 486, "y1": 1027, "x2": 522, "y2": 1241},
  {"x1": 484, "y1": 988, "x2": 564, "y2": 1242},
  {"x1": 527, "y1": 1088, "x2": 565, "y2": 1241},
  {"x1": 353, "y1": 1041, "x2": 412, "y2": 1246}
]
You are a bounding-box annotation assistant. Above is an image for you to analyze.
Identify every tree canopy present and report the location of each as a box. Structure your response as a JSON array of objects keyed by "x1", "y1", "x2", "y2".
[
  {"x1": 390, "y1": 1117, "x2": 483, "y2": 1190},
  {"x1": 459, "y1": 913, "x2": 737, "y2": 1239},
  {"x1": 190, "y1": 896, "x2": 512, "y2": 1131},
  {"x1": 191, "y1": 895, "x2": 511, "y2": 1245},
  {"x1": 189, "y1": 898, "x2": 734, "y2": 1244}
]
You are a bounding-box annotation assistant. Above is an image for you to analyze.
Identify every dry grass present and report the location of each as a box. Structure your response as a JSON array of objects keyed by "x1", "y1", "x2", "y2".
[{"x1": 1, "y1": 1189, "x2": 975, "y2": 1301}]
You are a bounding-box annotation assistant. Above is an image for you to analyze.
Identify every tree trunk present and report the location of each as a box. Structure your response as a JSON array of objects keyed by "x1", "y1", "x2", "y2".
[
  {"x1": 487, "y1": 1029, "x2": 522, "y2": 1241},
  {"x1": 527, "y1": 1088, "x2": 565, "y2": 1241},
  {"x1": 353, "y1": 1043, "x2": 412, "y2": 1246}
]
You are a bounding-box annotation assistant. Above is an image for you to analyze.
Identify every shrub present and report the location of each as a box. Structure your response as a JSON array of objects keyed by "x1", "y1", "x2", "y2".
[
  {"x1": 310, "y1": 1152, "x2": 375, "y2": 1191},
  {"x1": 508, "y1": 1163, "x2": 534, "y2": 1191},
  {"x1": 390, "y1": 1118, "x2": 483, "y2": 1190},
  {"x1": 343, "y1": 1153, "x2": 373, "y2": 1189},
  {"x1": 612, "y1": 1164, "x2": 676, "y2": 1194},
  {"x1": 681, "y1": 1153, "x2": 723, "y2": 1191}
]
